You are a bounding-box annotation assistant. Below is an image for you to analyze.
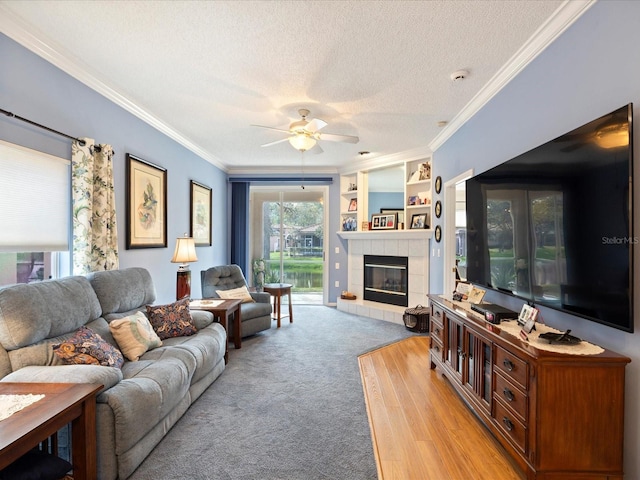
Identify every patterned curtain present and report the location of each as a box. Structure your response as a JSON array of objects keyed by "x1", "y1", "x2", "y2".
[{"x1": 71, "y1": 138, "x2": 119, "y2": 274}]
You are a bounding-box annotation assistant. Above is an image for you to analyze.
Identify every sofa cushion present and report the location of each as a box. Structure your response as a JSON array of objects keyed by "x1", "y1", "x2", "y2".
[
  {"x1": 146, "y1": 298, "x2": 197, "y2": 340},
  {"x1": 101, "y1": 349, "x2": 194, "y2": 453},
  {"x1": 109, "y1": 312, "x2": 162, "y2": 361},
  {"x1": 216, "y1": 285, "x2": 254, "y2": 303},
  {"x1": 87, "y1": 268, "x2": 156, "y2": 316},
  {"x1": 53, "y1": 326, "x2": 124, "y2": 368},
  {"x1": 159, "y1": 323, "x2": 226, "y2": 385},
  {"x1": 200, "y1": 264, "x2": 249, "y2": 298},
  {"x1": 240, "y1": 301, "x2": 273, "y2": 321},
  {"x1": 0, "y1": 276, "x2": 102, "y2": 351}
]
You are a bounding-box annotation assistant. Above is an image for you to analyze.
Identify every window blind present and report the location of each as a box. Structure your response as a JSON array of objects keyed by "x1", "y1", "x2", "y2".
[{"x1": 0, "y1": 140, "x2": 70, "y2": 252}]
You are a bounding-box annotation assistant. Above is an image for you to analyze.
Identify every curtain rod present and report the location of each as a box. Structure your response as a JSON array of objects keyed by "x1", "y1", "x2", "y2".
[{"x1": 1, "y1": 107, "x2": 91, "y2": 147}]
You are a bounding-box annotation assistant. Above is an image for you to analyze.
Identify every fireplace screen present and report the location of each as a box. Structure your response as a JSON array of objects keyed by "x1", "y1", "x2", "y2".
[{"x1": 363, "y1": 255, "x2": 408, "y2": 307}]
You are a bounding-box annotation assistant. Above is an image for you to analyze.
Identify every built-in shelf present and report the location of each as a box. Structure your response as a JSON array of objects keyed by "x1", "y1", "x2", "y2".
[{"x1": 339, "y1": 158, "x2": 432, "y2": 233}]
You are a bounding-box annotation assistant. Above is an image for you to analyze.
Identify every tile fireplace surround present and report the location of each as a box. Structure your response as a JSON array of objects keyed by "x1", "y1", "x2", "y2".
[{"x1": 337, "y1": 231, "x2": 431, "y2": 324}]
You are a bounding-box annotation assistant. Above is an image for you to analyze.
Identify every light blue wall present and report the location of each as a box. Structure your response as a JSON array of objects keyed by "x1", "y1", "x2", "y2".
[
  {"x1": 433, "y1": 2, "x2": 640, "y2": 476},
  {"x1": 368, "y1": 192, "x2": 404, "y2": 221},
  {"x1": 0, "y1": 33, "x2": 228, "y2": 303}
]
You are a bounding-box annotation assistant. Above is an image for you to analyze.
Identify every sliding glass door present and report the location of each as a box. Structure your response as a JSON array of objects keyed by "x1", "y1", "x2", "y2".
[{"x1": 249, "y1": 186, "x2": 326, "y2": 305}]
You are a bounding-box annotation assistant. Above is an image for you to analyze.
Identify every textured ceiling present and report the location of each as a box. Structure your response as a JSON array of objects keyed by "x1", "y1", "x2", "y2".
[{"x1": 1, "y1": 0, "x2": 576, "y2": 173}]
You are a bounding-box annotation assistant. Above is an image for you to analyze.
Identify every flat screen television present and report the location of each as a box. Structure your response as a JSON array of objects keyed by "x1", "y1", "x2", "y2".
[{"x1": 466, "y1": 104, "x2": 634, "y2": 332}]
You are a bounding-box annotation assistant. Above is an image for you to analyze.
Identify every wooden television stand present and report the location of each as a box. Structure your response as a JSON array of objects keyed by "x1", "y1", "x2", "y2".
[{"x1": 427, "y1": 294, "x2": 630, "y2": 480}]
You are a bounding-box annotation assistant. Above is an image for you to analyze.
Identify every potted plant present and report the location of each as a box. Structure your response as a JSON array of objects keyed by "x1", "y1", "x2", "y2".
[{"x1": 253, "y1": 258, "x2": 266, "y2": 292}]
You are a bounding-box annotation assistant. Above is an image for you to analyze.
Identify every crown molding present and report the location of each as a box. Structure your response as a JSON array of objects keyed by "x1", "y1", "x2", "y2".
[
  {"x1": 0, "y1": 6, "x2": 228, "y2": 171},
  {"x1": 339, "y1": 145, "x2": 432, "y2": 175},
  {"x1": 428, "y1": 0, "x2": 596, "y2": 152}
]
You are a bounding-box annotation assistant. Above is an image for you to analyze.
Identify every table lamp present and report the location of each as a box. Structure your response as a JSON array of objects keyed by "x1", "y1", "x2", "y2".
[{"x1": 171, "y1": 235, "x2": 198, "y2": 300}]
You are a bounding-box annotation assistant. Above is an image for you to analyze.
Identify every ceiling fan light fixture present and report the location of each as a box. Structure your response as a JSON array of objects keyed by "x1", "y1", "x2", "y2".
[{"x1": 289, "y1": 134, "x2": 316, "y2": 152}]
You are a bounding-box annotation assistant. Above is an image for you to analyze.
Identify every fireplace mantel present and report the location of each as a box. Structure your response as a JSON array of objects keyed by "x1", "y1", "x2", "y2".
[{"x1": 337, "y1": 230, "x2": 432, "y2": 240}]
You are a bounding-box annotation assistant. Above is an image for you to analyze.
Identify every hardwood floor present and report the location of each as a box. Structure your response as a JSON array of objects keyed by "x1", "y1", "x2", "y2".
[{"x1": 358, "y1": 336, "x2": 525, "y2": 480}]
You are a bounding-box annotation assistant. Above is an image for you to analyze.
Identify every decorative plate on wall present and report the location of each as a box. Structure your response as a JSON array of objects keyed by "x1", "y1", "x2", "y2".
[
  {"x1": 434, "y1": 176, "x2": 442, "y2": 194},
  {"x1": 435, "y1": 200, "x2": 442, "y2": 218},
  {"x1": 435, "y1": 225, "x2": 442, "y2": 242}
]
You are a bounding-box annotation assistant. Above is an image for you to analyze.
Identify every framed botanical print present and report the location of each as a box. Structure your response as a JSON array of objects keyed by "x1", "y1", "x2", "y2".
[
  {"x1": 126, "y1": 154, "x2": 167, "y2": 249},
  {"x1": 190, "y1": 181, "x2": 212, "y2": 246}
]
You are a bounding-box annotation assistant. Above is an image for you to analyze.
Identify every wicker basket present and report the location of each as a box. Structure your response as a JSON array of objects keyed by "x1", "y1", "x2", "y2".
[{"x1": 403, "y1": 305, "x2": 430, "y2": 333}]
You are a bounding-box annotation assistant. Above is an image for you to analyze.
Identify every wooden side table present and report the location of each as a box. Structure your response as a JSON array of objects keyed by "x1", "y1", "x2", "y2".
[
  {"x1": 263, "y1": 283, "x2": 293, "y2": 328},
  {"x1": 190, "y1": 298, "x2": 242, "y2": 363},
  {"x1": 0, "y1": 382, "x2": 102, "y2": 480}
]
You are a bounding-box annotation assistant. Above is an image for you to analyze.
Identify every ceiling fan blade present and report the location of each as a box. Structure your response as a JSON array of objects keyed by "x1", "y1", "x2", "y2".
[
  {"x1": 251, "y1": 124, "x2": 291, "y2": 134},
  {"x1": 261, "y1": 138, "x2": 290, "y2": 147},
  {"x1": 305, "y1": 118, "x2": 327, "y2": 133},
  {"x1": 318, "y1": 132, "x2": 359, "y2": 144}
]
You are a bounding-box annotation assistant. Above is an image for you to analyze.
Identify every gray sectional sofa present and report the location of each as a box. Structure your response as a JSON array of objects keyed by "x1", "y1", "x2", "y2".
[{"x1": 0, "y1": 267, "x2": 226, "y2": 480}]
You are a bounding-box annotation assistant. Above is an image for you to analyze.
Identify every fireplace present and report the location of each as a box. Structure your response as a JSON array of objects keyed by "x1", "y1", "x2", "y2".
[{"x1": 363, "y1": 255, "x2": 409, "y2": 307}]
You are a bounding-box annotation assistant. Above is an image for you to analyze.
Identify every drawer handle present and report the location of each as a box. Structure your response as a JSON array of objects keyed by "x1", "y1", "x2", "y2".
[
  {"x1": 435, "y1": 310, "x2": 441, "y2": 318},
  {"x1": 503, "y1": 359, "x2": 515, "y2": 371},
  {"x1": 502, "y1": 417, "x2": 514, "y2": 431},
  {"x1": 434, "y1": 328, "x2": 440, "y2": 336},
  {"x1": 434, "y1": 345, "x2": 440, "y2": 353},
  {"x1": 503, "y1": 388, "x2": 515, "y2": 402}
]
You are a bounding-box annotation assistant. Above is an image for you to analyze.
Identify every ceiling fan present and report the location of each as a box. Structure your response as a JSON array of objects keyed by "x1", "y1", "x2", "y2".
[{"x1": 252, "y1": 108, "x2": 359, "y2": 152}]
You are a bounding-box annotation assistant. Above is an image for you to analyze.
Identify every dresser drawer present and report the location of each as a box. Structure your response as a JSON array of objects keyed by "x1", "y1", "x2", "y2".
[
  {"x1": 431, "y1": 304, "x2": 445, "y2": 326},
  {"x1": 430, "y1": 319, "x2": 444, "y2": 343},
  {"x1": 430, "y1": 337, "x2": 444, "y2": 362},
  {"x1": 494, "y1": 398, "x2": 527, "y2": 453},
  {"x1": 494, "y1": 345, "x2": 528, "y2": 390},
  {"x1": 494, "y1": 372, "x2": 528, "y2": 422}
]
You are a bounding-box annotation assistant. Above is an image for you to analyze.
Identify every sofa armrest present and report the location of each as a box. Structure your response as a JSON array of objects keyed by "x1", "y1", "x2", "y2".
[
  {"x1": 190, "y1": 310, "x2": 214, "y2": 330},
  {"x1": 1, "y1": 365, "x2": 122, "y2": 395},
  {"x1": 251, "y1": 292, "x2": 271, "y2": 303}
]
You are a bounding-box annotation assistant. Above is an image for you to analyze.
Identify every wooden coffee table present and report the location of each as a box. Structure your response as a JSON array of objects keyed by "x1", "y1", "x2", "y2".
[
  {"x1": 263, "y1": 283, "x2": 293, "y2": 328},
  {"x1": 190, "y1": 298, "x2": 242, "y2": 363},
  {"x1": 0, "y1": 382, "x2": 102, "y2": 480}
]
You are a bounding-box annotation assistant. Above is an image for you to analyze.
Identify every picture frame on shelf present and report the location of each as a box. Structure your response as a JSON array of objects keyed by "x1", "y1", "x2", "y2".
[
  {"x1": 419, "y1": 162, "x2": 431, "y2": 180},
  {"x1": 126, "y1": 154, "x2": 167, "y2": 249},
  {"x1": 348, "y1": 198, "x2": 358, "y2": 212},
  {"x1": 380, "y1": 208, "x2": 404, "y2": 225},
  {"x1": 371, "y1": 213, "x2": 397, "y2": 230},
  {"x1": 190, "y1": 180, "x2": 212, "y2": 246},
  {"x1": 342, "y1": 216, "x2": 357, "y2": 232},
  {"x1": 408, "y1": 169, "x2": 421, "y2": 183},
  {"x1": 408, "y1": 195, "x2": 419, "y2": 206},
  {"x1": 410, "y1": 213, "x2": 428, "y2": 229}
]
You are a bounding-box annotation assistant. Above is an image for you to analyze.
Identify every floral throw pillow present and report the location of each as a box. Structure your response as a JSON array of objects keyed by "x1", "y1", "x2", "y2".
[
  {"x1": 146, "y1": 298, "x2": 198, "y2": 340},
  {"x1": 53, "y1": 326, "x2": 124, "y2": 369}
]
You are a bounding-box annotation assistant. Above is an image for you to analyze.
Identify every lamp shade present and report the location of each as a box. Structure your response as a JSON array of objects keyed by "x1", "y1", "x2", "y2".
[
  {"x1": 171, "y1": 237, "x2": 198, "y2": 265},
  {"x1": 289, "y1": 134, "x2": 316, "y2": 152}
]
